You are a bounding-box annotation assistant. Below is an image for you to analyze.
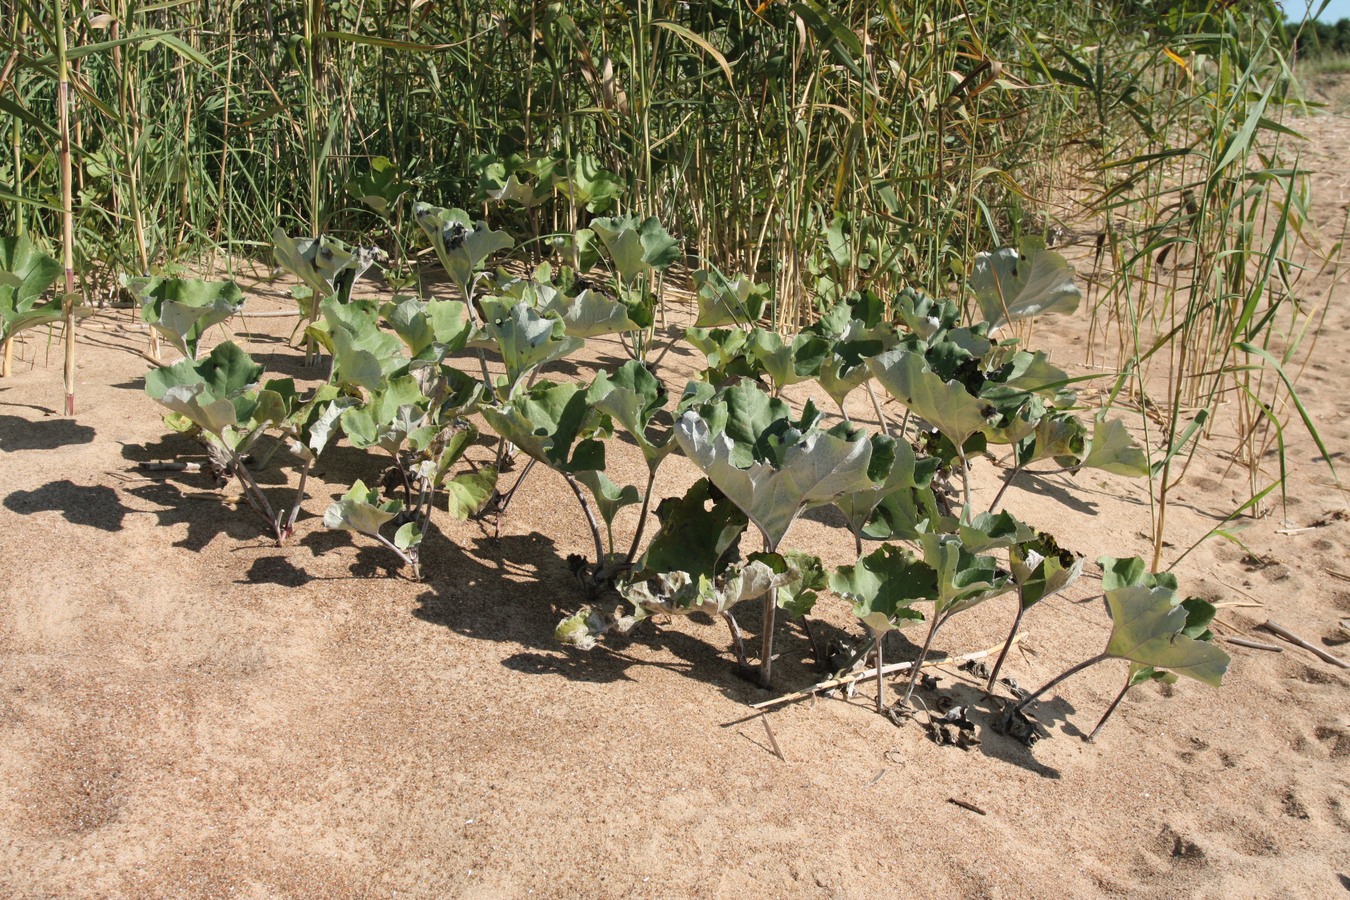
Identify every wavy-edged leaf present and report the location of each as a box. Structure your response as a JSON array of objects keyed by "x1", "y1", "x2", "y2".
[
  {"x1": 590, "y1": 214, "x2": 680, "y2": 286},
  {"x1": 1104, "y1": 585, "x2": 1229, "y2": 687},
  {"x1": 675, "y1": 403, "x2": 874, "y2": 549},
  {"x1": 479, "y1": 380, "x2": 606, "y2": 473},
  {"x1": 636, "y1": 478, "x2": 748, "y2": 581},
  {"x1": 130, "y1": 276, "x2": 244, "y2": 359},
  {"x1": 1011, "y1": 533, "x2": 1085, "y2": 608},
  {"x1": 918, "y1": 532, "x2": 1014, "y2": 618},
  {"x1": 545, "y1": 288, "x2": 640, "y2": 338},
  {"x1": 971, "y1": 241, "x2": 1081, "y2": 331},
  {"x1": 323, "y1": 479, "x2": 402, "y2": 538},
  {"x1": 869, "y1": 349, "x2": 996, "y2": 448},
  {"x1": 589, "y1": 360, "x2": 674, "y2": 470},
  {"x1": 1081, "y1": 415, "x2": 1150, "y2": 476},
  {"x1": 830, "y1": 544, "x2": 934, "y2": 634},
  {"x1": 692, "y1": 267, "x2": 768, "y2": 327},
  {"x1": 746, "y1": 329, "x2": 831, "y2": 393},
  {"x1": 414, "y1": 204, "x2": 514, "y2": 297}
]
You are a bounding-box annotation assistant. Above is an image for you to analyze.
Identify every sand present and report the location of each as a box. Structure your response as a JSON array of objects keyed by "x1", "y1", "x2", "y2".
[{"x1": 2, "y1": 102, "x2": 1348, "y2": 900}]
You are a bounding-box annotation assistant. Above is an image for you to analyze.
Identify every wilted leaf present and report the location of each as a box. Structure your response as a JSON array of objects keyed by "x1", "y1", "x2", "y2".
[
  {"x1": 1010, "y1": 533, "x2": 1085, "y2": 608},
  {"x1": 444, "y1": 467, "x2": 497, "y2": 520}
]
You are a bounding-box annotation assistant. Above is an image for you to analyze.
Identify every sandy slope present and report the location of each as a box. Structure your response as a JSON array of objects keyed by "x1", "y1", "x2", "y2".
[{"x1": 2, "y1": 111, "x2": 1349, "y2": 900}]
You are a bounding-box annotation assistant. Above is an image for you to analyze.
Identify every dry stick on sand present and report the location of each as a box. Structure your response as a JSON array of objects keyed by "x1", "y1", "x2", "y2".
[
  {"x1": 751, "y1": 634, "x2": 1024, "y2": 711},
  {"x1": 1260, "y1": 620, "x2": 1350, "y2": 669},
  {"x1": 1222, "y1": 636, "x2": 1283, "y2": 653}
]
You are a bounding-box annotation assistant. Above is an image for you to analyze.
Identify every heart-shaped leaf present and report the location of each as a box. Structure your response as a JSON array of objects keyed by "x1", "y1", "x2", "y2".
[
  {"x1": 1104, "y1": 585, "x2": 1229, "y2": 687},
  {"x1": 971, "y1": 241, "x2": 1081, "y2": 331},
  {"x1": 830, "y1": 544, "x2": 934, "y2": 634}
]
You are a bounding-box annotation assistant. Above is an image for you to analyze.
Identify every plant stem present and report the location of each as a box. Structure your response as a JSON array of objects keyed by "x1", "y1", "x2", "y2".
[
  {"x1": 986, "y1": 600, "x2": 1028, "y2": 693},
  {"x1": 281, "y1": 455, "x2": 314, "y2": 542},
  {"x1": 232, "y1": 457, "x2": 280, "y2": 540},
  {"x1": 372, "y1": 530, "x2": 419, "y2": 578},
  {"x1": 563, "y1": 472, "x2": 606, "y2": 570},
  {"x1": 1011, "y1": 653, "x2": 1110, "y2": 716},
  {"x1": 622, "y1": 466, "x2": 659, "y2": 563},
  {"x1": 875, "y1": 631, "x2": 885, "y2": 713},
  {"x1": 1085, "y1": 679, "x2": 1132, "y2": 743},
  {"x1": 721, "y1": 611, "x2": 748, "y2": 668},
  {"x1": 759, "y1": 532, "x2": 780, "y2": 689},
  {"x1": 901, "y1": 611, "x2": 946, "y2": 705},
  {"x1": 990, "y1": 463, "x2": 1021, "y2": 513},
  {"x1": 865, "y1": 381, "x2": 889, "y2": 434},
  {"x1": 955, "y1": 445, "x2": 972, "y2": 524},
  {"x1": 55, "y1": 0, "x2": 78, "y2": 416}
]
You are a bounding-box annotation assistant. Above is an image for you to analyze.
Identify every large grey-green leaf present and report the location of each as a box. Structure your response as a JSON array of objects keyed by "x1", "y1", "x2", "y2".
[
  {"x1": 636, "y1": 478, "x2": 747, "y2": 582},
  {"x1": 544, "y1": 288, "x2": 640, "y2": 338},
  {"x1": 958, "y1": 510, "x2": 1036, "y2": 554},
  {"x1": 776, "y1": 551, "x2": 826, "y2": 620},
  {"x1": 444, "y1": 467, "x2": 498, "y2": 520},
  {"x1": 478, "y1": 300, "x2": 584, "y2": 393},
  {"x1": 323, "y1": 479, "x2": 402, "y2": 538},
  {"x1": 131, "y1": 276, "x2": 244, "y2": 359},
  {"x1": 344, "y1": 156, "x2": 411, "y2": 216},
  {"x1": 675, "y1": 410, "x2": 874, "y2": 549},
  {"x1": 1015, "y1": 411, "x2": 1088, "y2": 468},
  {"x1": 590, "y1": 214, "x2": 680, "y2": 286},
  {"x1": 308, "y1": 297, "x2": 405, "y2": 391},
  {"x1": 918, "y1": 532, "x2": 1014, "y2": 618},
  {"x1": 576, "y1": 469, "x2": 641, "y2": 532},
  {"x1": 0, "y1": 235, "x2": 65, "y2": 342},
  {"x1": 746, "y1": 329, "x2": 830, "y2": 393},
  {"x1": 156, "y1": 382, "x2": 239, "y2": 437},
  {"x1": 692, "y1": 267, "x2": 768, "y2": 327},
  {"x1": 1010, "y1": 533, "x2": 1085, "y2": 609},
  {"x1": 271, "y1": 230, "x2": 376, "y2": 302},
  {"x1": 414, "y1": 204, "x2": 514, "y2": 298},
  {"x1": 834, "y1": 435, "x2": 936, "y2": 541},
  {"x1": 341, "y1": 375, "x2": 430, "y2": 455},
  {"x1": 1081, "y1": 415, "x2": 1150, "y2": 476},
  {"x1": 479, "y1": 381, "x2": 606, "y2": 473},
  {"x1": 488, "y1": 173, "x2": 551, "y2": 208},
  {"x1": 1098, "y1": 555, "x2": 1178, "y2": 592},
  {"x1": 868, "y1": 349, "x2": 996, "y2": 448},
  {"x1": 145, "y1": 340, "x2": 263, "y2": 403},
  {"x1": 829, "y1": 545, "x2": 934, "y2": 635},
  {"x1": 588, "y1": 360, "x2": 674, "y2": 470},
  {"x1": 1104, "y1": 585, "x2": 1230, "y2": 687},
  {"x1": 971, "y1": 242, "x2": 1081, "y2": 331}
]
